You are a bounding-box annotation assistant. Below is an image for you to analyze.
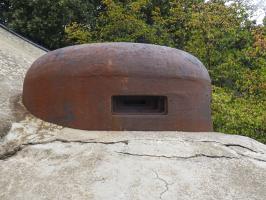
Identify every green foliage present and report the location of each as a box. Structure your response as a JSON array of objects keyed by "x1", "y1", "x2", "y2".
[
  {"x1": 212, "y1": 86, "x2": 266, "y2": 143},
  {"x1": 1, "y1": 0, "x2": 265, "y2": 143},
  {"x1": 65, "y1": 22, "x2": 93, "y2": 45},
  {"x1": 0, "y1": 0, "x2": 10, "y2": 24},
  {"x1": 0, "y1": 0, "x2": 101, "y2": 49}
]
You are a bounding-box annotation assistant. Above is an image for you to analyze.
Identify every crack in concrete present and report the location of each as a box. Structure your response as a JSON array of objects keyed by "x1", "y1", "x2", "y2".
[
  {"x1": 131, "y1": 138, "x2": 264, "y2": 154},
  {"x1": 1, "y1": 138, "x2": 265, "y2": 163},
  {"x1": 25, "y1": 138, "x2": 129, "y2": 146},
  {"x1": 116, "y1": 151, "x2": 266, "y2": 163},
  {"x1": 0, "y1": 138, "x2": 129, "y2": 161},
  {"x1": 195, "y1": 141, "x2": 266, "y2": 161},
  {"x1": 115, "y1": 151, "x2": 239, "y2": 160},
  {"x1": 235, "y1": 151, "x2": 266, "y2": 163},
  {"x1": 225, "y1": 144, "x2": 261, "y2": 153},
  {"x1": 194, "y1": 140, "x2": 264, "y2": 154},
  {"x1": 152, "y1": 170, "x2": 173, "y2": 200},
  {"x1": 0, "y1": 145, "x2": 22, "y2": 160}
]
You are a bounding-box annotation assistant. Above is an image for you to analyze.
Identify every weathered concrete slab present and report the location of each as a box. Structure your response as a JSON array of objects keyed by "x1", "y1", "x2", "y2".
[
  {"x1": 1, "y1": 116, "x2": 266, "y2": 200},
  {"x1": 0, "y1": 26, "x2": 46, "y2": 137},
  {"x1": 0, "y1": 26, "x2": 266, "y2": 200}
]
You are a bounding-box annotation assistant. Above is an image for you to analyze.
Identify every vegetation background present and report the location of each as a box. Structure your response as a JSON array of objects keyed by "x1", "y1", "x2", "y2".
[{"x1": 1, "y1": 0, "x2": 265, "y2": 143}]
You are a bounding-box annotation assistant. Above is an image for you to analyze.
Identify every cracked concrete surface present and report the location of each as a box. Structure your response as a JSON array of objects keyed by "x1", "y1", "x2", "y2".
[
  {"x1": 152, "y1": 170, "x2": 173, "y2": 200},
  {"x1": 1, "y1": 26, "x2": 266, "y2": 200},
  {"x1": 1, "y1": 116, "x2": 266, "y2": 200}
]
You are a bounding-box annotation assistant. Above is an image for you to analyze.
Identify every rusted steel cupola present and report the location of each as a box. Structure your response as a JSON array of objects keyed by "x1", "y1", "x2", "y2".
[{"x1": 23, "y1": 43, "x2": 213, "y2": 131}]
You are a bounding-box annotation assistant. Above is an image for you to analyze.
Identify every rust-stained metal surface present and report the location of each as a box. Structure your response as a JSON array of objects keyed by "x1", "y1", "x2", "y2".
[{"x1": 22, "y1": 43, "x2": 213, "y2": 131}]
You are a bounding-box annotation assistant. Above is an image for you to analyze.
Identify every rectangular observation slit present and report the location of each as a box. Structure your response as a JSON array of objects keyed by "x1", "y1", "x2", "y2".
[{"x1": 112, "y1": 95, "x2": 167, "y2": 115}]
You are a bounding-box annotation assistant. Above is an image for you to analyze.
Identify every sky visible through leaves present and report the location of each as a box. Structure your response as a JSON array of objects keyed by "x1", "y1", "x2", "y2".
[{"x1": 249, "y1": 0, "x2": 265, "y2": 23}]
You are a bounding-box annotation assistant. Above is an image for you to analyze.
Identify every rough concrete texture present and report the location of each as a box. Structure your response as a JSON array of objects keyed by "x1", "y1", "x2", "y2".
[
  {"x1": 1, "y1": 26, "x2": 266, "y2": 200},
  {"x1": 1, "y1": 118, "x2": 266, "y2": 200},
  {"x1": 0, "y1": 26, "x2": 46, "y2": 137}
]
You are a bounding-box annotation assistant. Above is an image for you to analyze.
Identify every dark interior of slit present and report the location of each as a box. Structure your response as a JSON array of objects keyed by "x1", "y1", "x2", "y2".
[{"x1": 112, "y1": 95, "x2": 167, "y2": 114}]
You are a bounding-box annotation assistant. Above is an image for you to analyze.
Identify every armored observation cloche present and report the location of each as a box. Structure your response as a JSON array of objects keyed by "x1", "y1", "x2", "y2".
[{"x1": 23, "y1": 43, "x2": 213, "y2": 131}]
